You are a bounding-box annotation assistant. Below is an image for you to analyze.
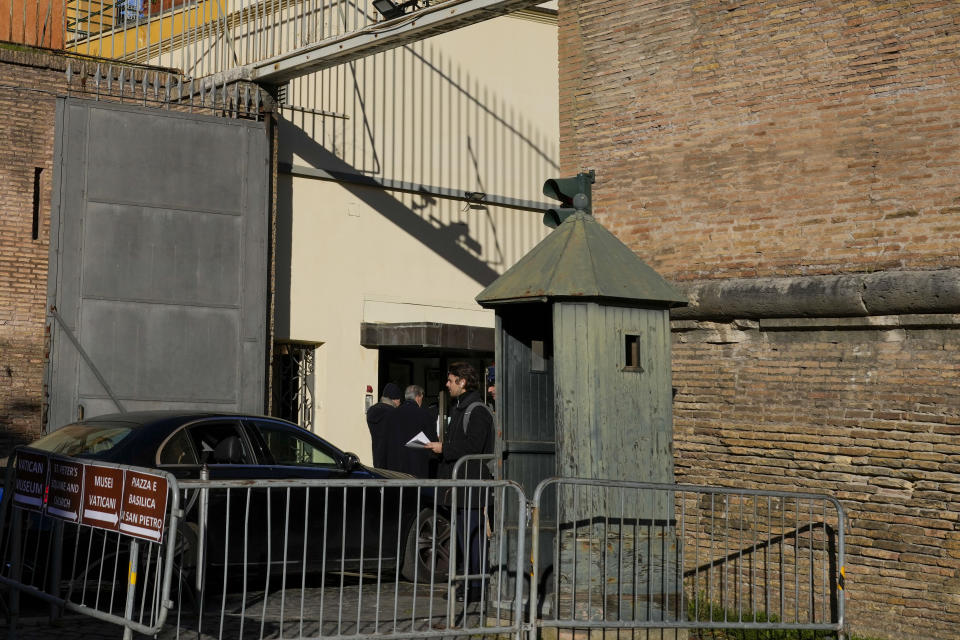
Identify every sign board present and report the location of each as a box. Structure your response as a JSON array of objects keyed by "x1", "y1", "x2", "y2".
[
  {"x1": 46, "y1": 457, "x2": 84, "y2": 522},
  {"x1": 10, "y1": 450, "x2": 170, "y2": 542},
  {"x1": 12, "y1": 451, "x2": 48, "y2": 511},
  {"x1": 119, "y1": 470, "x2": 168, "y2": 542},
  {"x1": 81, "y1": 465, "x2": 124, "y2": 531}
]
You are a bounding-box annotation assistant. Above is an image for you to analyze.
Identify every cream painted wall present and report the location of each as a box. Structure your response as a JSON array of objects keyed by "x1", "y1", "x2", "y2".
[
  {"x1": 276, "y1": 13, "x2": 559, "y2": 462},
  {"x1": 282, "y1": 179, "x2": 508, "y2": 458}
]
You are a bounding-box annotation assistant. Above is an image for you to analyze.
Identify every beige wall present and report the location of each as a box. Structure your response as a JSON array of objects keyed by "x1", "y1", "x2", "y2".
[{"x1": 276, "y1": 13, "x2": 559, "y2": 461}]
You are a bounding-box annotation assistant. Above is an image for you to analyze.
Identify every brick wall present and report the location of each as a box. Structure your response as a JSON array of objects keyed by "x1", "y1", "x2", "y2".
[
  {"x1": 559, "y1": 1, "x2": 960, "y2": 280},
  {"x1": 672, "y1": 317, "x2": 960, "y2": 639},
  {"x1": 558, "y1": 1, "x2": 960, "y2": 638},
  {"x1": 0, "y1": 48, "x2": 66, "y2": 455}
]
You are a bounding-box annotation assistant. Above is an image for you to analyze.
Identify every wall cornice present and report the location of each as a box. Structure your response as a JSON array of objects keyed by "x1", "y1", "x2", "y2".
[{"x1": 671, "y1": 269, "x2": 960, "y2": 320}]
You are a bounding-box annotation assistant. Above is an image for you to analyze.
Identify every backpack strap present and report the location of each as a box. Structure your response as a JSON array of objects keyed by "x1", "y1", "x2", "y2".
[
  {"x1": 461, "y1": 401, "x2": 495, "y2": 478},
  {"x1": 462, "y1": 401, "x2": 493, "y2": 434}
]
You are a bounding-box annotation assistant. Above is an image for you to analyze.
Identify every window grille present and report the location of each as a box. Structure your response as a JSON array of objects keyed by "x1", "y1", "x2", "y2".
[{"x1": 272, "y1": 342, "x2": 315, "y2": 429}]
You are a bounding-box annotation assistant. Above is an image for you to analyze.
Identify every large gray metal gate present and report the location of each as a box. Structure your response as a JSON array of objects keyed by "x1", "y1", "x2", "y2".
[{"x1": 46, "y1": 98, "x2": 270, "y2": 428}]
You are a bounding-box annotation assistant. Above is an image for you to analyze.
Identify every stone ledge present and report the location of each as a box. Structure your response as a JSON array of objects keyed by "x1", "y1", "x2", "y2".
[
  {"x1": 759, "y1": 314, "x2": 960, "y2": 331},
  {"x1": 0, "y1": 42, "x2": 71, "y2": 72},
  {"x1": 671, "y1": 269, "x2": 960, "y2": 320},
  {"x1": 671, "y1": 313, "x2": 960, "y2": 334}
]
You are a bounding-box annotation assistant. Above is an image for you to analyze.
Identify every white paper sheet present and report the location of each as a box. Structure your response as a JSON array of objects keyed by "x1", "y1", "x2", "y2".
[{"x1": 405, "y1": 431, "x2": 431, "y2": 448}]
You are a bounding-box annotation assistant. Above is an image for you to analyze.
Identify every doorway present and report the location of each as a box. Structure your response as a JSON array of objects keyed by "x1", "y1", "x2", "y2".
[{"x1": 376, "y1": 348, "x2": 492, "y2": 437}]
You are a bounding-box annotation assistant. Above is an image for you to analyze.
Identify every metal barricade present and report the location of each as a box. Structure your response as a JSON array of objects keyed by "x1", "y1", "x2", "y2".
[
  {"x1": 0, "y1": 449, "x2": 181, "y2": 640},
  {"x1": 2, "y1": 459, "x2": 850, "y2": 640},
  {"x1": 447, "y1": 454, "x2": 499, "y2": 619},
  {"x1": 530, "y1": 478, "x2": 846, "y2": 639},
  {"x1": 166, "y1": 476, "x2": 526, "y2": 639}
]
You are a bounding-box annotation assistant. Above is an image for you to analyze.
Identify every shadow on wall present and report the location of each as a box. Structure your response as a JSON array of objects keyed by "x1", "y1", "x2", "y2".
[
  {"x1": 278, "y1": 118, "x2": 500, "y2": 281},
  {"x1": 278, "y1": 39, "x2": 556, "y2": 258},
  {"x1": 273, "y1": 121, "x2": 504, "y2": 337},
  {"x1": 285, "y1": 41, "x2": 559, "y2": 183},
  {"x1": 0, "y1": 398, "x2": 43, "y2": 458},
  {"x1": 274, "y1": 37, "x2": 557, "y2": 334}
]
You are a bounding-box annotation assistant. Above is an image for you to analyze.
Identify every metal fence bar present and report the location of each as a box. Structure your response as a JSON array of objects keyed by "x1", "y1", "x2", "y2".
[
  {"x1": 52, "y1": 0, "x2": 404, "y2": 79},
  {"x1": 153, "y1": 476, "x2": 525, "y2": 640},
  {"x1": 4, "y1": 458, "x2": 845, "y2": 640},
  {"x1": 0, "y1": 451, "x2": 182, "y2": 638},
  {"x1": 530, "y1": 478, "x2": 845, "y2": 636}
]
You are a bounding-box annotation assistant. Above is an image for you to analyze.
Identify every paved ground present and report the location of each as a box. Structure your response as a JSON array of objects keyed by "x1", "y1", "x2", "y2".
[{"x1": 3, "y1": 577, "x2": 514, "y2": 639}]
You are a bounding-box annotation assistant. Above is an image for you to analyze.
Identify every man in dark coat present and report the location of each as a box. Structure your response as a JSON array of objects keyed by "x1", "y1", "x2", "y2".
[
  {"x1": 426, "y1": 362, "x2": 494, "y2": 603},
  {"x1": 383, "y1": 384, "x2": 438, "y2": 478},
  {"x1": 366, "y1": 382, "x2": 402, "y2": 468}
]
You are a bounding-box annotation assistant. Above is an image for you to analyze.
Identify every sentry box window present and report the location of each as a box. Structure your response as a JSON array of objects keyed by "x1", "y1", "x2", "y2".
[
  {"x1": 531, "y1": 339, "x2": 547, "y2": 372},
  {"x1": 624, "y1": 334, "x2": 642, "y2": 372}
]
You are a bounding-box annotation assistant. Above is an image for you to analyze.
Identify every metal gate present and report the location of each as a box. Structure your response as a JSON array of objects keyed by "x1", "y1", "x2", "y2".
[
  {"x1": 46, "y1": 97, "x2": 270, "y2": 429},
  {"x1": 0, "y1": 450, "x2": 182, "y2": 638},
  {"x1": 0, "y1": 449, "x2": 530, "y2": 640},
  {"x1": 2, "y1": 457, "x2": 845, "y2": 639},
  {"x1": 530, "y1": 478, "x2": 846, "y2": 638}
]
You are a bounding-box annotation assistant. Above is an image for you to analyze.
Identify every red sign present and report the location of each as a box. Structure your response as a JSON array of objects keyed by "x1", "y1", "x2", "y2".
[
  {"x1": 81, "y1": 465, "x2": 124, "y2": 531},
  {"x1": 119, "y1": 470, "x2": 168, "y2": 542},
  {"x1": 46, "y1": 457, "x2": 83, "y2": 522},
  {"x1": 12, "y1": 451, "x2": 47, "y2": 512}
]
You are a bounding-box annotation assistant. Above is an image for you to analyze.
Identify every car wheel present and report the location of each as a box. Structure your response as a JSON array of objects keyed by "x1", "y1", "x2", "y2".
[
  {"x1": 168, "y1": 522, "x2": 202, "y2": 610},
  {"x1": 401, "y1": 507, "x2": 450, "y2": 583},
  {"x1": 174, "y1": 521, "x2": 199, "y2": 571}
]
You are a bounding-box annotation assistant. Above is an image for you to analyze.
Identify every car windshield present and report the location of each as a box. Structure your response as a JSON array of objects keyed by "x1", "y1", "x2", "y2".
[{"x1": 28, "y1": 424, "x2": 135, "y2": 457}]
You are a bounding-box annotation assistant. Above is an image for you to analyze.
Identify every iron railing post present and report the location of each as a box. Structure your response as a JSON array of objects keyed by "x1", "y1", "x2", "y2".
[
  {"x1": 196, "y1": 464, "x2": 209, "y2": 593},
  {"x1": 6, "y1": 507, "x2": 22, "y2": 640},
  {"x1": 526, "y1": 498, "x2": 538, "y2": 640},
  {"x1": 49, "y1": 518, "x2": 64, "y2": 622},
  {"x1": 121, "y1": 538, "x2": 139, "y2": 640}
]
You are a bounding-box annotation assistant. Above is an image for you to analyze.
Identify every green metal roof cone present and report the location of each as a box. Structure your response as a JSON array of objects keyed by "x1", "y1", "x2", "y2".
[{"x1": 476, "y1": 212, "x2": 688, "y2": 307}]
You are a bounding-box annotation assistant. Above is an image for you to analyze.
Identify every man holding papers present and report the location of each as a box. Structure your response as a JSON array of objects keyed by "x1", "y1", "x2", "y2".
[
  {"x1": 425, "y1": 362, "x2": 494, "y2": 605},
  {"x1": 383, "y1": 384, "x2": 438, "y2": 478}
]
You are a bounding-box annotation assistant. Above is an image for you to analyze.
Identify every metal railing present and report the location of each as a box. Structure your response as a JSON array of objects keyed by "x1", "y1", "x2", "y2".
[
  {"x1": 170, "y1": 474, "x2": 527, "y2": 639},
  {"x1": 61, "y1": 59, "x2": 266, "y2": 119},
  {"x1": 447, "y1": 453, "x2": 498, "y2": 611},
  {"x1": 450, "y1": 453, "x2": 495, "y2": 482},
  {"x1": 2, "y1": 452, "x2": 846, "y2": 640},
  {"x1": 530, "y1": 478, "x2": 846, "y2": 638},
  {"x1": 0, "y1": 450, "x2": 182, "y2": 639},
  {"x1": 60, "y1": 0, "x2": 390, "y2": 72},
  {"x1": 0, "y1": 0, "x2": 65, "y2": 49},
  {"x1": 0, "y1": 0, "x2": 392, "y2": 82}
]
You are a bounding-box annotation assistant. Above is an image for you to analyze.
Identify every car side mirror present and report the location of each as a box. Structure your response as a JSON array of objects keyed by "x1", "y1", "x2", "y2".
[{"x1": 342, "y1": 452, "x2": 361, "y2": 472}]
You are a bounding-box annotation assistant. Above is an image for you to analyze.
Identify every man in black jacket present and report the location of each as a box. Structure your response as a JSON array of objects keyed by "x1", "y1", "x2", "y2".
[
  {"x1": 426, "y1": 362, "x2": 493, "y2": 604},
  {"x1": 366, "y1": 382, "x2": 402, "y2": 468},
  {"x1": 383, "y1": 384, "x2": 438, "y2": 478}
]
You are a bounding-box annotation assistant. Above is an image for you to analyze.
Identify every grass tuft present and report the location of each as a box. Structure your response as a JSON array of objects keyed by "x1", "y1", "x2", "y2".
[{"x1": 686, "y1": 593, "x2": 879, "y2": 640}]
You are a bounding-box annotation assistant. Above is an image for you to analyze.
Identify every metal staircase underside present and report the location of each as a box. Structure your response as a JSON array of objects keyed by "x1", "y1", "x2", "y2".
[{"x1": 224, "y1": 0, "x2": 545, "y2": 85}]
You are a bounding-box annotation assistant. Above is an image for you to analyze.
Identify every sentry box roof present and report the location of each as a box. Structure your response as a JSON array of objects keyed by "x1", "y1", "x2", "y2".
[{"x1": 476, "y1": 212, "x2": 688, "y2": 308}]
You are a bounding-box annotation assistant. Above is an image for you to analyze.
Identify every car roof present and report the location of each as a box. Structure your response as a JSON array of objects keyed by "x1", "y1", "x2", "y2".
[
  {"x1": 57, "y1": 411, "x2": 312, "y2": 465},
  {"x1": 75, "y1": 410, "x2": 282, "y2": 429}
]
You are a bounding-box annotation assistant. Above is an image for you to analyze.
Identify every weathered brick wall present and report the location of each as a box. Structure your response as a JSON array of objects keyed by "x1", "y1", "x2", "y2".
[
  {"x1": 558, "y1": 1, "x2": 960, "y2": 638},
  {"x1": 672, "y1": 317, "x2": 960, "y2": 639},
  {"x1": 0, "y1": 48, "x2": 66, "y2": 454},
  {"x1": 559, "y1": 1, "x2": 960, "y2": 280}
]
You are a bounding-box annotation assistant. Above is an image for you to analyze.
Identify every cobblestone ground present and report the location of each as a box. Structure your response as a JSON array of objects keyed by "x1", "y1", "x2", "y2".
[{"x1": 4, "y1": 578, "x2": 511, "y2": 639}]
